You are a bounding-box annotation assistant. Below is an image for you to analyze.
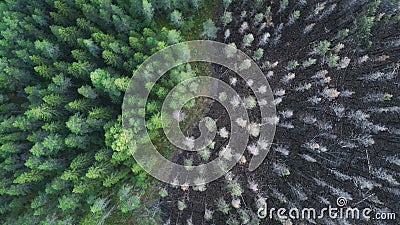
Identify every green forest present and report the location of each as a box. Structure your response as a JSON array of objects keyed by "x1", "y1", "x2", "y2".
[
  {"x1": 1, "y1": 0, "x2": 399, "y2": 224},
  {"x1": 0, "y1": 0, "x2": 218, "y2": 224}
]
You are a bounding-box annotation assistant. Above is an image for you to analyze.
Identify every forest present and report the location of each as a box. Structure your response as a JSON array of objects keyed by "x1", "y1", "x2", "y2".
[{"x1": 0, "y1": 0, "x2": 399, "y2": 225}]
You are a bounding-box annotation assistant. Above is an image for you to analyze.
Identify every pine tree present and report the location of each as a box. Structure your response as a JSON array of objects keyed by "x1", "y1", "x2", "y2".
[
  {"x1": 202, "y1": 19, "x2": 218, "y2": 39},
  {"x1": 142, "y1": 0, "x2": 154, "y2": 22},
  {"x1": 170, "y1": 10, "x2": 183, "y2": 27}
]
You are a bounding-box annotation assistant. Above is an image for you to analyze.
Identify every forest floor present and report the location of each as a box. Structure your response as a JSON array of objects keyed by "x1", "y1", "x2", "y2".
[{"x1": 159, "y1": 0, "x2": 400, "y2": 224}]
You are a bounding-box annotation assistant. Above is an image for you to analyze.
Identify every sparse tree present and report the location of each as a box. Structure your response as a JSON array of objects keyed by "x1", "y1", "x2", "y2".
[
  {"x1": 223, "y1": 0, "x2": 232, "y2": 9},
  {"x1": 288, "y1": 10, "x2": 301, "y2": 25},
  {"x1": 202, "y1": 19, "x2": 218, "y2": 39},
  {"x1": 253, "y1": 48, "x2": 264, "y2": 60},
  {"x1": 142, "y1": 0, "x2": 154, "y2": 21},
  {"x1": 313, "y1": 40, "x2": 331, "y2": 55},
  {"x1": 242, "y1": 33, "x2": 254, "y2": 47},
  {"x1": 170, "y1": 10, "x2": 183, "y2": 27},
  {"x1": 221, "y1": 11, "x2": 233, "y2": 26}
]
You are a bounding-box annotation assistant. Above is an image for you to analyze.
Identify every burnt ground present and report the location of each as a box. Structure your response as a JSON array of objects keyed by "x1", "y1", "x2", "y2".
[{"x1": 160, "y1": 0, "x2": 400, "y2": 224}]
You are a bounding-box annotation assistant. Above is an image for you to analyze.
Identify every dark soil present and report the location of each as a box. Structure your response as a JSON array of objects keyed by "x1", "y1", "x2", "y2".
[{"x1": 160, "y1": 0, "x2": 400, "y2": 224}]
